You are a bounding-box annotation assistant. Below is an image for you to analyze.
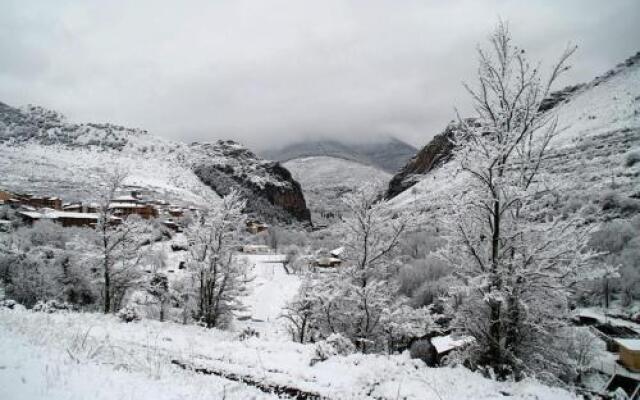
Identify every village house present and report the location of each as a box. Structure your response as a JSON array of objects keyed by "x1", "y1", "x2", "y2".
[
  {"x1": 18, "y1": 210, "x2": 104, "y2": 228},
  {"x1": 246, "y1": 220, "x2": 269, "y2": 234},
  {"x1": 616, "y1": 339, "x2": 640, "y2": 372},
  {"x1": 0, "y1": 189, "x2": 13, "y2": 202},
  {"x1": 313, "y1": 256, "x2": 342, "y2": 268},
  {"x1": 108, "y1": 202, "x2": 158, "y2": 219},
  {"x1": 242, "y1": 244, "x2": 271, "y2": 254},
  {"x1": 16, "y1": 194, "x2": 63, "y2": 210}
]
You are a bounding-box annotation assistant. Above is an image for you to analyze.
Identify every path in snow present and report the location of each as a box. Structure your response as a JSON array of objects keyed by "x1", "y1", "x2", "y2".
[{"x1": 238, "y1": 254, "x2": 301, "y2": 338}]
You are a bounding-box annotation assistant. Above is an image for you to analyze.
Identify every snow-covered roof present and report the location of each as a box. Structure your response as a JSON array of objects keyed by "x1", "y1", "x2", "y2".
[
  {"x1": 113, "y1": 195, "x2": 138, "y2": 202},
  {"x1": 0, "y1": 219, "x2": 12, "y2": 225},
  {"x1": 19, "y1": 210, "x2": 99, "y2": 220},
  {"x1": 432, "y1": 335, "x2": 475, "y2": 354},
  {"x1": 109, "y1": 202, "x2": 146, "y2": 209},
  {"x1": 52, "y1": 211, "x2": 99, "y2": 219},
  {"x1": 616, "y1": 339, "x2": 640, "y2": 351},
  {"x1": 330, "y1": 246, "x2": 345, "y2": 257}
]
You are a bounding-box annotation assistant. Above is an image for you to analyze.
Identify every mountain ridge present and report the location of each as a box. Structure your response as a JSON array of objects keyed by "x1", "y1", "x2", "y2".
[{"x1": 260, "y1": 137, "x2": 417, "y2": 173}]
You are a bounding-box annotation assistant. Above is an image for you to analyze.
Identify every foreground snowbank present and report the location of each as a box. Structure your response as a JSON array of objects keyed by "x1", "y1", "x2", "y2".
[{"x1": 0, "y1": 309, "x2": 576, "y2": 399}]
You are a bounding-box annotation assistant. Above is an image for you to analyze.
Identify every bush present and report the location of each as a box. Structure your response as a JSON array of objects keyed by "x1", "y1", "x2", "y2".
[
  {"x1": 624, "y1": 149, "x2": 640, "y2": 167},
  {"x1": 237, "y1": 327, "x2": 260, "y2": 341},
  {"x1": 311, "y1": 333, "x2": 356, "y2": 365},
  {"x1": 33, "y1": 299, "x2": 74, "y2": 313},
  {"x1": 0, "y1": 299, "x2": 25, "y2": 311},
  {"x1": 117, "y1": 305, "x2": 140, "y2": 322},
  {"x1": 409, "y1": 338, "x2": 437, "y2": 366}
]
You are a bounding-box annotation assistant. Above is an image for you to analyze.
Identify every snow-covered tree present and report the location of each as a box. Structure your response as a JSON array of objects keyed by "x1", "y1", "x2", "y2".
[
  {"x1": 291, "y1": 184, "x2": 430, "y2": 352},
  {"x1": 95, "y1": 170, "x2": 147, "y2": 313},
  {"x1": 439, "y1": 22, "x2": 601, "y2": 380},
  {"x1": 185, "y1": 190, "x2": 250, "y2": 328}
]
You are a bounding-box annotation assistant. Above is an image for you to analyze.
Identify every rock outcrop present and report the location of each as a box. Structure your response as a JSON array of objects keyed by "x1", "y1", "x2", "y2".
[
  {"x1": 190, "y1": 140, "x2": 311, "y2": 223},
  {"x1": 385, "y1": 124, "x2": 458, "y2": 199}
]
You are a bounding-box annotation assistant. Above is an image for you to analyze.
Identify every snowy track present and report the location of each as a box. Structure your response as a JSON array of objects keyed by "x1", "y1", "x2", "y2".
[{"x1": 238, "y1": 254, "x2": 301, "y2": 338}]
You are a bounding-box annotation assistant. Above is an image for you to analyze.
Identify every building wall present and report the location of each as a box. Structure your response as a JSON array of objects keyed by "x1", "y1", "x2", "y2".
[
  {"x1": 0, "y1": 190, "x2": 13, "y2": 201},
  {"x1": 620, "y1": 348, "x2": 640, "y2": 372}
]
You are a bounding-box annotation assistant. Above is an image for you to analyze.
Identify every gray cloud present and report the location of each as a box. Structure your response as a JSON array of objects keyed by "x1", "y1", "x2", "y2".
[{"x1": 1, "y1": 0, "x2": 639, "y2": 150}]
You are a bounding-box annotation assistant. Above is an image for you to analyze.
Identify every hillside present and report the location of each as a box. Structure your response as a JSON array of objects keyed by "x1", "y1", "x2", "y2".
[
  {"x1": 284, "y1": 156, "x2": 391, "y2": 222},
  {"x1": 388, "y1": 52, "x2": 640, "y2": 221},
  {"x1": 261, "y1": 137, "x2": 417, "y2": 173},
  {"x1": 0, "y1": 102, "x2": 310, "y2": 223}
]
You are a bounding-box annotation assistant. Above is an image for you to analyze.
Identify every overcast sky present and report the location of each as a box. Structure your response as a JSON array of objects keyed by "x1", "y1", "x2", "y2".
[{"x1": 1, "y1": 1, "x2": 639, "y2": 150}]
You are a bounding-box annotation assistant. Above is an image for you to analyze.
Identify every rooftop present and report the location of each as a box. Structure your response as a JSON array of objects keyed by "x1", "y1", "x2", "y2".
[{"x1": 616, "y1": 338, "x2": 640, "y2": 351}]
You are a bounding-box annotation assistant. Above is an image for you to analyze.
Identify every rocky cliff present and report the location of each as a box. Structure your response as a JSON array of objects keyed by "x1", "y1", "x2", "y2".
[{"x1": 191, "y1": 140, "x2": 310, "y2": 223}]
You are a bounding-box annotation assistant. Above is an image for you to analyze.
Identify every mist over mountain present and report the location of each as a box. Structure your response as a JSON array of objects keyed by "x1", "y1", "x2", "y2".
[{"x1": 260, "y1": 137, "x2": 417, "y2": 173}]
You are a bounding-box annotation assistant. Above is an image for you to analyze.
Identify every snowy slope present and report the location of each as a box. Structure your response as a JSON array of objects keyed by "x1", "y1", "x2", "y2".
[
  {"x1": 285, "y1": 156, "x2": 391, "y2": 220},
  {"x1": 389, "y1": 53, "x2": 640, "y2": 216},
  {"x1": 0, "y1": 309, "x2": 577, "y2": 400}
]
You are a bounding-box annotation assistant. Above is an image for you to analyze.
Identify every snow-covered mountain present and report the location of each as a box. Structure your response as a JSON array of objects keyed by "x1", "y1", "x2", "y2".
[
  {"x1": 388, "y1": 52, "x2": 640, "y2": 221},
  {"x1": 261, "y1": 137, "x2": 417, "y2": 173},
  {"x1": 0, "y1": 102, "x2": 310, "y2": 223},
  {"x1": 284, "y1": 156, "x2": 391, "y2": 222}
]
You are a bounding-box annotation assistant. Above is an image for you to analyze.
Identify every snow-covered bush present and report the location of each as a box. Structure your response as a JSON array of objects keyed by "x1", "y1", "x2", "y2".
[
  {"x1": 624, "y1": 148, "x2": 640, "y2": 167},
  {"x1": 237, "y1": 327, "x2": 260, "y2": 341},
  {"x1": 311, "y1": 333, "x2": 356, "y2": 365},
  {"x1": 117, "y1": 305, "x2": 140, "y2": 322},
  {"x1": 33, "y1": 299, "x2": 74, "y2": 313},
  {"x1": 0, "y1": 299, "x2": 25, "y2": 311}
]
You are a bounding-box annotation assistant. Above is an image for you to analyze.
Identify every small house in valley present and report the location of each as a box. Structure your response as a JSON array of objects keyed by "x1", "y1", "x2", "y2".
[
  {"x1": 313, "y1": 256, "x2": 342, "y2": 268},
  {"x1": 616, "y1": 339, "x2": 640, "y2": 372},
  {"x1": 246, "y1": 220, "x2": 269, "y2": 234},
  {"x1": 242, "y1": 244, "x2": 271, "y2": 254},
  {"x1": 18, "y1": 210, "x2": 103, "y2": 228},
  {"x1": 109, "y1": 203, "x2": 158, "y2": 219}
]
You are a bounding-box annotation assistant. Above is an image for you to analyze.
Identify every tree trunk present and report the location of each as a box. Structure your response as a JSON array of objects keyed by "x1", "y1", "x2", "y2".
[{"x1": 104, "y1": 263, "x2": 111, "y2": 314}]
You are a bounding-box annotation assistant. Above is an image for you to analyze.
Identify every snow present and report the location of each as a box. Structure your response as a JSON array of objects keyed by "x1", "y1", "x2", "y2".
[
  {"x1": 0, "y1": 309, "x2": 577, "y2": 399},
  {"x1": 238, "y1": 254, "x2": 301, "y2": 337},
  {"x1": 388, "y1": 59, "x2": 640, "y2": 214},
  {"x1": 0, "y1": 313, "x2": 277, "y2": 400},
  {"x1": 431, "y1": 334, "x2": 475, "y2": 354},
  {"x1": 330, "y1": 246, "x2": 344, "y2": 257},
  {"x1": 616, "y1": 339, "x2": 640, "y2": 351}
]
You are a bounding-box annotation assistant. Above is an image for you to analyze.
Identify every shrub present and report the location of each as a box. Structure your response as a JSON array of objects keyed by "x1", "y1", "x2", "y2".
[
  {"x1": 409, "y1": 338, "x2": 437, "y2": 366},
  {"x1": 311, "y1": 333, "x2": 356, "y2": 365},
  {"x1": 237, "y1": 327, "x2": 260, "y2": 341},
  {"x1": 117, "y1": 305, "x2": 140, "y2": 323},
  {"x1": 32, "y1": 299, "x2": 74, "y2": 313},
  {"x1": 624, "y1": 149, "x2": 640, "y2": 167},
  {"x1": 0, "y1": 299, "x2": 25, "y2": 311}
]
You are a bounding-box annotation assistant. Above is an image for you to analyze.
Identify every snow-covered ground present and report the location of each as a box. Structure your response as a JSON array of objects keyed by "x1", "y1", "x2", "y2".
[
  {"x1": 237, "y1": 253, "x2": 301, "y2": 338},
  {"x1": 0, "y1": 309, "x2": 577, "y2": 399}
]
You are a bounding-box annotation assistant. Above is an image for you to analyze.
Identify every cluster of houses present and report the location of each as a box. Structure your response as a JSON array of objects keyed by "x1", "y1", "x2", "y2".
[
  {"x1": 0, "y1": 187, "x2": 192, "y2": 230},
  {"x1": 574, "y1": 309, "x2": 640, "y2": 398}
]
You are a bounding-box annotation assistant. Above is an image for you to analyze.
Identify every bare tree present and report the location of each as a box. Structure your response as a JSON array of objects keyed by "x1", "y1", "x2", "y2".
[
  {"x1": 439, "y1": 22, "x2": 601, "y2": 380},
  {"x1": 95, "y1": 170, "x2": 146, "y2": 313}
]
